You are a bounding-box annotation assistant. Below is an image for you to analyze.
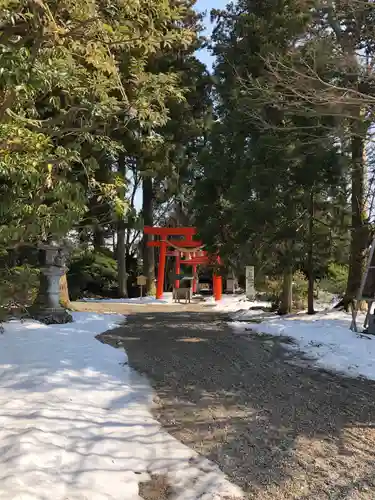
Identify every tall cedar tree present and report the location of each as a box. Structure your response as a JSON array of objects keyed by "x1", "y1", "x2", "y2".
[
  {"x1": 194, "y1": 0, "x2": 349, "y2": 313},
  {"x1": 233, "y1": 0, "x2": 375, "y2": 309}
]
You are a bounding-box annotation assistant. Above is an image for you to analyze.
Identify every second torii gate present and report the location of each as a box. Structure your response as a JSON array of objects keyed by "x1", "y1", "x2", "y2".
[{"x1": 143, "y1": 226, "x2": 222, "y2": 301}]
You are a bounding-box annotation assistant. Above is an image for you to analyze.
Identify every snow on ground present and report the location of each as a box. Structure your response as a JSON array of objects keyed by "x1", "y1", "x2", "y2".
[
  {"x1": 212, "y1": 293, "x2": 335, "y2": 317},
  {"x1": 230, "y1": 309, "x2": 375, "y2": 381},
  {"x1": 211, "y1": 294, "x2": 270, "y2": 314},
  {"x1": 0, "y1": 312, "x2": 242, "y2": 500}
]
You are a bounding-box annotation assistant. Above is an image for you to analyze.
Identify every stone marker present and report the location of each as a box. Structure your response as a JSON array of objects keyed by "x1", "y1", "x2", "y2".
[{"x1": 245, "y1": 266, "x2": 255, "y2": 300}]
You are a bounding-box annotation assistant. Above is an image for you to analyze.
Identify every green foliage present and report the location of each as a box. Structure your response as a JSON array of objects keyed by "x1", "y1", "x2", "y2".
[
  {"x1": 319, "y1": 263, "x2": 349, "y2": 296},
  {"x1": 258, "y1": 277, "x2": 282, "y2": 308},
  {"x1": 292, "y1": 271, "x2": 308, "y2": 310},
  {"x1": 0, "y1": 124, "x2": 85, "y2": 244},
  {"x1": 192, "y1": 0, "x2": 353, "y2": 316},
  {"x1": 221, "y1": 0, "x2": 374, "y2": 305},
  {"x1": 259, "y1": 271, "x2": 308, "y2": 311},
  {"x1": 0, "y1": 265, "x2": 40, "y2": 315},
  {"x1": 67, "y1": 249, "x2": 118, "y2": 300},
  {"x1": 0, "y1": 0, "x2": 200, "y2": 250}
]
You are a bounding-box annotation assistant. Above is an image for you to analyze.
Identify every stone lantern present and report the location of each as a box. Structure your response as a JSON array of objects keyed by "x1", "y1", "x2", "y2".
[{"x1": 30, "y1": 240, "x2": 72, "y2": 324}]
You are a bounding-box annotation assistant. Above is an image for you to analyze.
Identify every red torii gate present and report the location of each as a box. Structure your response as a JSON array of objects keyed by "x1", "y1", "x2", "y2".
[{"x1": 144, "y1": 226, "x2": 223, "y2": 301}]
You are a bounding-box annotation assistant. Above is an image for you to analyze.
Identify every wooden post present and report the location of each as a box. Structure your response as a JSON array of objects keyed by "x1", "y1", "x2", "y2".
[
  {"x1": 175, "y1": 252, "x2": 181, "y2": 289},
  {"x1": 192, "y1": 265, "x2": 197, "y2": 293},
  {"x1": 214, "y1": 256, "x2": 222, "y2": 301},
  {"x1": 156, "y1": 241, "x2": 167, "y2": 299},
  {"x1": 191, "y1": 252, "x2": 197, "y2": 293},
  {"x1": 213, "y1": 274, "x2": 222, "y2": 301}
]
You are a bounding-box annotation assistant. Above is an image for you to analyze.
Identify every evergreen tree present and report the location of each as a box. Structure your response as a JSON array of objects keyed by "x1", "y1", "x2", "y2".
[
  {"x1": 233, "y1": 0, "x2": 375, "y2": 308},
  {"x1": 0, "y1": 0, "x2": 195, "y2": 245},
  {"x1": 128, "y1": 0, "x2": 212, "y2": 294},
  {"x1": 0, "y1": 0, "x2": 208, "y2": 307},
  {"x1": 193, "y1": 0, "x2": 350, "y2": 313}
]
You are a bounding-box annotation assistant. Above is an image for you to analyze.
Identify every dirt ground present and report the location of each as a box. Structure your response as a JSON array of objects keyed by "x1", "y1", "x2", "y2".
[
  {"x1": 95, "y1": 308, "x2": 375, "y2": 499},
  {"x1": 72, "y1": 300, "x2": 214, "y2": 315}
]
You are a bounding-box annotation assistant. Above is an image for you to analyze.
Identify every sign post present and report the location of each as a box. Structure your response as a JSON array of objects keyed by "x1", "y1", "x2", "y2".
[
  {"x1": 137, "y1": 275, "x2": 147, "y2": 298},
  {"x1": 245, "y1": 266, "x2": 255, "y2": 300}
]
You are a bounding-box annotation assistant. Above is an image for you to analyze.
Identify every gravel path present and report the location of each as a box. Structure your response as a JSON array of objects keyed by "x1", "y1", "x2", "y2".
[{"x1": 99, "y1": 310, "x2": 375, "y2": 499}]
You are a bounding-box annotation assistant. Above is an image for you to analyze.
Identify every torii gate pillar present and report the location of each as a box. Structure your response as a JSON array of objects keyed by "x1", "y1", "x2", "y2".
[{"x1": 156, "y1": 241, "x2": 167, "y2": 300}]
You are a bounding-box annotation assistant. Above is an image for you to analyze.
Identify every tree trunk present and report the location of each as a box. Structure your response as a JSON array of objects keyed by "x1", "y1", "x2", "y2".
[
  {"x1": 307, "y1": 190, "x2": 315, "y2": 315},
  {"x1": 343, "y1": 119, "x2": 368, "y2": 311},
  {"x1": 142, "y1": 176, "x2": 155, "y2": 294},
  {"x1": 59, "y1": 274, "x2": 71, "y2": 309},
  {"x1": 112, "y1": 230, "x2": 116, "y2": 255},
  {"x1": 279, "y1": 264, "x2": 293, "y2": 315},
  {"x1": 117, "y1": 153, "x2": 128, "y2": 297},
  {"x1": 117, "y1": 224, "x2": 127, "y2": 297},
  {"x1": 93, "y1": 228, "x2": 105, "y2": 251}
]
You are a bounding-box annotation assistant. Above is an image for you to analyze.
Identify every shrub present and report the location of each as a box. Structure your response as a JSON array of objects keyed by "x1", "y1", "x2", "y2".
[
  {"x1": 260, "y1": 271, "x2": 309, "y2": 311},
  {"x1": 258, "y1": 277, "x2": 283, "y2": 309},
  {"x1": 319, "y1": 263, "x2": 348, "y2": 296},
  {"x1": 292, "y1": 270, "x2": 308, "y2": 310},
  {"x1": 0, "y1": 265, "x2": 40, "y2": 317},
  {"x1": 67, "y1": 249, "x2": 118, "y2": 300}
]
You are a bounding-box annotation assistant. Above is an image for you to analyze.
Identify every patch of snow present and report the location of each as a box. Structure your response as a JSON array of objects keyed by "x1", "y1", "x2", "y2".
[
  {"x1": 230, "y1": 310, "x2": 375, "y2": 381},
  {"x1": 0, "y1": 312, "x2": 242, "y2": 499},
  {"x1": 211, "y1": 294, "x2": 271, "y2": 313}
]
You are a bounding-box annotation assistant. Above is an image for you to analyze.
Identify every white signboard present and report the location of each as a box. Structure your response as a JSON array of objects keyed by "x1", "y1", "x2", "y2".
[{"x1": 245, "y1": 266, "x2": 255, "y2": 300}]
